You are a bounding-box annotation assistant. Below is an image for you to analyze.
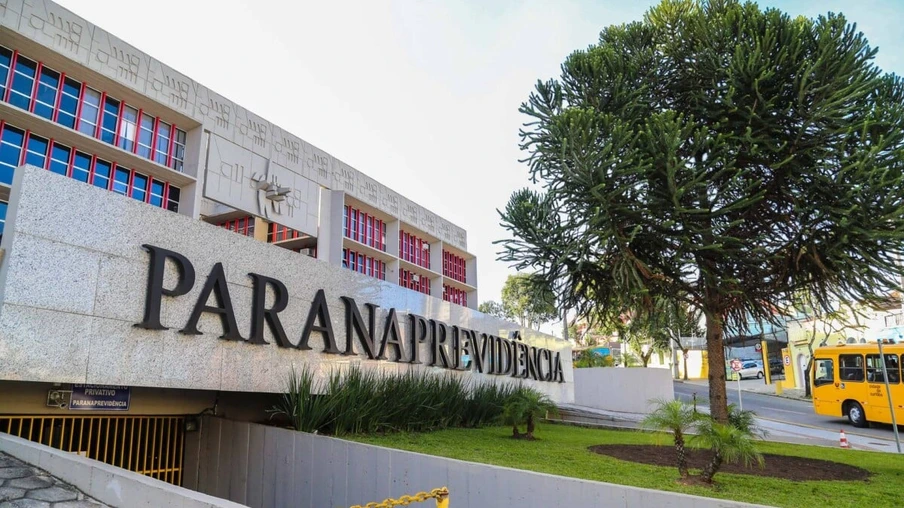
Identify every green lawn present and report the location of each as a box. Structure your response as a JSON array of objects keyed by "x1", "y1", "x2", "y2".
[{"x1": 348, "y1": 424, "x2": 902, "y2": 508}]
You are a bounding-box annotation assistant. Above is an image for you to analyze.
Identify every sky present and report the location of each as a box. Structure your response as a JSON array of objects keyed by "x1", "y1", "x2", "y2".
[{"x1": 57, "y1": 0, "x2": 904, "y2": 336}]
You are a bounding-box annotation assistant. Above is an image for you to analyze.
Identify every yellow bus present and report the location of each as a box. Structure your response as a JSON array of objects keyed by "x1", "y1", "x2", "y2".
[{"x1": 812, "y1": 342, "x2": 904, "y2": 427}]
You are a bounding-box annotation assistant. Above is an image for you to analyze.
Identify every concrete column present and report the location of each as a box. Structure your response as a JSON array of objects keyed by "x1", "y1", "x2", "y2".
[
  {"x1": 385, "y1": 219, "x2": 400, "y2": 258},
  {"x1": 252, "y1": 217, "x2": 268, "y2": 243},
  {"x1": 317, "y1": 189, "x2": 345, "y2": 266}
]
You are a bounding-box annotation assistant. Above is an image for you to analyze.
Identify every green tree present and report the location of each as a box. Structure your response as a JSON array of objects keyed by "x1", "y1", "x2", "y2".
[
  {"x1": 642, "y1": 400, "x2": 699, "y2": 478},
  {"x1": 500, "y1": 274, "x2": 558, "y2": 329},
  {"x1": 498, "y1": 0, "x2": 904, "y2": 422},
  {"x1": 693, "y1": 416, "x2": 764, "y2": 484},
  {"x1": 502, "y1": 388, "x2": 558, "y2": 439},
  {"x1": 478, "y1": 300, "x2": 510, "y2": 320}
]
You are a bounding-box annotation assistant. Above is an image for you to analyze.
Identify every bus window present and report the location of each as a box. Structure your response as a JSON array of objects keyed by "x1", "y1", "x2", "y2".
[
  {"x1": 814, "y1": 358, "x2": 834, "y2": 387},
  {"x1": 839, "y1": 354, "x2": 864, "y2": 382},
  {"x1": 866, "y1": 354, "x2": 900, "y2": 383}
]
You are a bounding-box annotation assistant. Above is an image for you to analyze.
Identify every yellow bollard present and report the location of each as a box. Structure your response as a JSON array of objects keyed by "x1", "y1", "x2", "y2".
[
  {"x1": 775, "y1": 380, "x2": 783, "y2": 395},
  {"x1": 435, "y1": 487, "x2": 450, "y2": 508}
]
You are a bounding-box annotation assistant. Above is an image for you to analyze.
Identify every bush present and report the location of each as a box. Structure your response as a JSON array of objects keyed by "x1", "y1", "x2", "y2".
[{"x1": 271, "y1": 365, "x2": 532, "y2": 436}]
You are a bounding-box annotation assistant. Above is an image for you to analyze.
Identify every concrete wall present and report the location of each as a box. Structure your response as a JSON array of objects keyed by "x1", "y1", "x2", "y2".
[
  {"x1": 191, "y1": 416, "x2": 767, "y2": 508},
  {"x1": 0, "y1": 432, "x2": 246, "y2": 508},
  {"x1": 0, "y1": 167, "x2": 572, "y2": 402},
  {"x1": 573, "y1": 368, "x2": 675, "y2": 413}
]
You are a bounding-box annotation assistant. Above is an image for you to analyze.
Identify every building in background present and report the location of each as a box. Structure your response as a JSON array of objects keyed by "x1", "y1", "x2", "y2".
[{"x1": 0, "y1": 0, "x2": 477, "y2": 309}]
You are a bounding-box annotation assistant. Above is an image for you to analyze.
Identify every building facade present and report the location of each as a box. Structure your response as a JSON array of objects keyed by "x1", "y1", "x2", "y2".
[
  {"x1": 0, "y1": 0, "x2": 572, "y2": 492},
  {"x1": 0, "y1": 0, "x2": 478, "y2": 309}
]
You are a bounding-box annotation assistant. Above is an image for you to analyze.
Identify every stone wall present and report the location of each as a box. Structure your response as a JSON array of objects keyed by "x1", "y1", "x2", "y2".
[{"x1": 573, "y1": 368, "x2": 674, "y2": 413}]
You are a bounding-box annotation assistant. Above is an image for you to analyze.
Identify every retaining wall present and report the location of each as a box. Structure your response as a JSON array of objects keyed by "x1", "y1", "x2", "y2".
[{"x1": 573, "y1": 367, "x2": 675, "y2": 413}]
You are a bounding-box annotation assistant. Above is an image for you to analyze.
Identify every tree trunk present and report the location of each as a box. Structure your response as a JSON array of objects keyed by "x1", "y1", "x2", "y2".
[
  {"x1": 682, "y1": 351, "x2": 689, "y2": 381},
  {"x1": 526, "y1": 414, "x2": 535, "y2": 439},
  {"x1": 641, "y1": 350, "x2": 651, "y2": 368},
  {"x1": 512, "y1": 424, "x2": 520, "y2": 438},
  {"x1": 701, "y1": 451, "x2": 722, "y2": 484},
  {"x1": 674, "y1": 433, "x2": 688, "y2": 478},
  {"x1": 804, "y1": 359, "x2": 813, "y2": 398},
  {"x1": 705, "y1": 315, "x2": 729, "y2": 423}
]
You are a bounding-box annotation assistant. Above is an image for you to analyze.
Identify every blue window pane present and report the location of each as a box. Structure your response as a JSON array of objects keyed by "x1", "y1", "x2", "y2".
[
  {"x1": 9, "y1": 56, "x2": 36, "y2": 110},
  {"x1": 57, "y1": 78, "x2": 80, "y2": 129},
  {"x1": 113, "y1": 167, "x2": 129, "y2": 195},
  {"x1": 49, "y1": 143, "x2": 70, "y2": 176},
  {"x1": 92, "y1": 159, "x2": 111, "y2": 189},
  {"x1": 34, "y1": 68, "x2": 59, "y2": 120},
  {"x1": 0, "y1": 47, "x2": 12, "y2": 100},
  {"x1": 24, "y1": 135, "x2": 48, "y2": 168},
  {"x1": 150, "y1": 180, "x2": 165, "y2": 207},
  {"x1": 0, "y1": 201, "x2": 7, "y2": 237},
  {"x1": 131, "y1": 173, "x2": 148, "y2": 202},
  {"x1": 0, "y1": 126, "x2": 25, "y2": 185},
  {"x1": 100, "y1": 97, "x2": 119, "y2": 145},
  {"x1": 71, "y1": 152, "x2": 91, "y2": 182}
]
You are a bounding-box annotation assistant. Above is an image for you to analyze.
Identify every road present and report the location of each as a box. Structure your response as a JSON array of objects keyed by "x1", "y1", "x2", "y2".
[{"x1": 674, "y1": 380, "x2": 903, "y2": 452}]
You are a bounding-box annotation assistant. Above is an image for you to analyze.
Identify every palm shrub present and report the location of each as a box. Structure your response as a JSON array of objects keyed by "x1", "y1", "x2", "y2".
[
  {"x1": 502, "y1": 387, "x2": 558, "y2": 439},
  {"x1": 693, "y1": 416, "x2": 764, "y2": 484},
  {"x1": 269, "y1": 366, "x2": 336, "y2": 433},
  {"x1": 461, "y1": 382, "x2": 518, "y2": 427},
  {"x1": 727, "y1": 403, "x2": 768, "y2": 439},
  {"x1": 641, "y1": 399, "x2": 699, "y2": 478}
]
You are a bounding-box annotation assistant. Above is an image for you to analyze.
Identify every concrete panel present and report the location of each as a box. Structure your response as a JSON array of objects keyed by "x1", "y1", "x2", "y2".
[
  {"x1": 573, "y1": 368, "x2": 675, "y2": 413},
  {"x1": 228, "y1": 421, "x2": 252, "y2": 506},
  {"x1": 292, "y1": 431, "x2": 314, "y2": 508},
  {"x1": 309, "y1": 435, "x2": 333, "y2": 508},
  {"x1": 271, "y1": 427, "x2": 296, "y2": 508},
  {"x1": 246, "y1": 424, "x2": 265, "y2": 508}
]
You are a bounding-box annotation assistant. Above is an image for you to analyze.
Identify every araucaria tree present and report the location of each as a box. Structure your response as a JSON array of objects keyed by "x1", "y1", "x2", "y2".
[{"x1": 499, "y1": 0, "x2": 904, "y2": 422}]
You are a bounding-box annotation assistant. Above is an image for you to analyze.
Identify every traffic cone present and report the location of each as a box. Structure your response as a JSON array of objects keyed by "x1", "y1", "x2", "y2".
[{"x1": 839, "y1": 429, "x2": 850, "y2": 449}]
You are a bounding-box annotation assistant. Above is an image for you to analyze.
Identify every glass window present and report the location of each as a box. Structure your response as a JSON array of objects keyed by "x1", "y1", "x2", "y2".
[
  {"x1": 839, "y1": 354, "x2": 865, "y2": 382},
  {"x1": 69, "y1": 151, "x2": 91, "y2": 183},
  {"x1": 100, "y1": 97, "x2": 120, "y2": 144},
  {"x1": 49, "y1": 142, "x2": 70, "y2": 176},
  {"x1": 0, "y1": 47, "x2": 11, "y2": 99},
  {"x1": 118, "y1": 106, "x2": 138, "y2": 152},
  {"x1": 92, "y1": 159, "x2": 111, "y2": 189},
  {"x1": 0, "y1": 125, "x2": 25, "y2": 184},
  {"x1": 149, "y1": 179, "x2": 165, "y2": 207},
  {"x1": 866, "y1": 354, "x2": 900, "y2": 384},
  {"x1": 137, "y1": 114, "x2": 154, "y2": 159},
  {"x1": 78, "y1": 88, "x2": 101, "y2": 136},
  {"x1": 814, "y1": 358, "x2": 834, "y2": 387},
  {"x1": 0, "y1": 201, "x2": 6, "y2": 238},
  {"x1": 112, "y1": 167, "x2": 130, "y2": 195},
  {"x1": 166, "y1": 186, "x2": 180, "y2": 212},
  {"x1": 34, "y1": 66, "x2": 60, "y2": 120},
  {"x1": 155, "y1": 121, "x2": 171, "y2": 165},
  {"x1": 24, "y1": 134, "x2": 48, "y2": 168},
  {"x1": 57, "y1": 78, "x2": 80, "y2": 129},
  {"x1": 9, "y1": 55, "x2": 36, "y2": 110},
  {"x1": 131, "y1": 173, "x2": 148, "y2": 202},
  {"x1": 172, "y1": 128, "x2": 186, "y2": 171},
  {"x1": 343, "y1": 206, "x2": 349, "y2": 237}
]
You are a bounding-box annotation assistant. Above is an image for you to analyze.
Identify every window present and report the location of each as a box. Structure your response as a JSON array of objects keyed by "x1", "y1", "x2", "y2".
[
  {"x1": 0, "y1": 47, "x2": 11, "y2": 99},
  {"x1": 155, "y1": 121, "x2": 171, "y2": 165},
  {"x1": 131, "y1": 173, "x2": 148, "y2": 202},
  {"x1": 57, "y1": 78, "x2": 80, "y2": 129},
  {"x1": 100, "y1": 96, "x2": 120, "y2": 144},
  {"x1": 866, "y1": 354, "x2": 900, "y2": 384},
  {"x1": 149, "y1": 179, "x2": 165, "y2": 207},
  {"x1": 220, "y1": 217, "x2": 255, "y2": 237},
  {"x1": 8, "y1": 55, "x2": 36, "y2": 110},
  {"x1": 166, "y1": 186, "x2": 180, "y2": 212},
  {"x1": 112, "y1": 166, "x2": 130, "y2": 195},
  {"x1": 0, "y1": 125, "x2": 25, "y2": 185},
  {"x1": 34, "y1": 67, "x2": 60, "y2": 120},
  {"x1": 814, "y1": 358, "x2": 834, "y2": 387},
  {"x1": 24, "y1": 134, "x2": 48, "y2": 168},
  {"x1": 443, "y1": 251, "x2": 467, "y2": 283},
  {"x1": 137, "y1": 114, "x2": 154, "y2": 158},
  {"x1": 78, "y1": 87, "x2": 101, "y2": 136},
  {"x1": 92, "y1": 159, "x2": 111, "y2": 190},
  {"x1": 118, "y1": 105, "x2": 138, "y2": 152},
  {"x1": 49, "y1": 142, "x2": 71, "y2": 176},
  {"x1": 71, "y1": 151, "x2": 91, "y2": 183},
  {"x1": 172, "y1": 129, "x2": 186, "y2": 171},
  {"x1": 839, "y1": 354, "x2": 864, "y2": 382},
  {"x1": 0, "y1": 201, "x2": 6, "y2": 238}
]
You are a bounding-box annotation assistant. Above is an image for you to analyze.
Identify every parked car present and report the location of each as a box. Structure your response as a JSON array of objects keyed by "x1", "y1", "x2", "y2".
[
  {"x1": 738, "y1": 361, "x2": 764, "y2": 379},
  {"x1": 769, "y1": 358, "x2": 784, "y2": 375}
]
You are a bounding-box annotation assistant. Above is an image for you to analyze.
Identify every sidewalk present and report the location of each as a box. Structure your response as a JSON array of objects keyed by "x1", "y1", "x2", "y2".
[{"x1": 679, "y1": 378, "x2": 810, "y2": 401}]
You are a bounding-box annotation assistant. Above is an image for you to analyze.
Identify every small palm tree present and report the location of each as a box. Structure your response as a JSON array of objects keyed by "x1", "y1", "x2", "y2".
[
  {"x1": 693, "y1": 417, "x2": 764, "y2": 484},
  {"x1": 641, "y1": 399, "x2": 699, "y2": 478},
  {"x1": 727, "y1": 403, "x2": 768, "y2": 439},
  {"x1": 503, "y1": 388, "x2": 558, "y2": 439}
]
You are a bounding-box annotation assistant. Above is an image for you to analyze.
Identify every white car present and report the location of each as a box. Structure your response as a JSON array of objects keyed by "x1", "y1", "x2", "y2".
[{"x1": 738, "y1": 361, "x2": 764, "y2": 379}]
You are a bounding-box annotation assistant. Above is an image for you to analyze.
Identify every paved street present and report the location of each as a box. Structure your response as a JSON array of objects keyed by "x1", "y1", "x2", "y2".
[{"x1": 674, "y1": 380, "x2": 903, "y2": 453}]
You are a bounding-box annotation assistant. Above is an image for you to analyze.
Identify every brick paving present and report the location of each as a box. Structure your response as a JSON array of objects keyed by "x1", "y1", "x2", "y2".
[{"x1": 0, "y1": 452, "x2": 108, "y2": 508}]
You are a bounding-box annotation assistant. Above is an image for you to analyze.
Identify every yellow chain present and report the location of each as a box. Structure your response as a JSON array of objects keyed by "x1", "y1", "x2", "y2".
[{"x1": 350, "y1": 486, "x2": 449, "y2": 508}]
